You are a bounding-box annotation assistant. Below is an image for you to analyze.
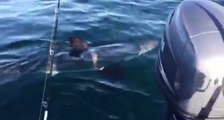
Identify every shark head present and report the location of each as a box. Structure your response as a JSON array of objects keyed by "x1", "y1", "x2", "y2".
[{"x1": 138, "y1": 40, "x2": 160, "y2": 55}]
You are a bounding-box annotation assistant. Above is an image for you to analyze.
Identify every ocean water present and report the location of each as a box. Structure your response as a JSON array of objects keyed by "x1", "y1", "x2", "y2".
[{"x1": 0, "y1": 0, "x2": 223, "y2": 120}]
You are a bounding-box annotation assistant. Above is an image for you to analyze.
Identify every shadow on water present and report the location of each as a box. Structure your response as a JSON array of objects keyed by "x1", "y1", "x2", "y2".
[
  {"x1": 0, "y1": 38, "x2": 50, "y2": 120},
  {"x1": 0, "y1": 1, "x2": 54, "y2": 119},
  {"x1": 48, "y1": 49, "x2": 165, "y2": 120},
  {"x1": 0, "y1": 73, "x2": 44, "y2": 120}
]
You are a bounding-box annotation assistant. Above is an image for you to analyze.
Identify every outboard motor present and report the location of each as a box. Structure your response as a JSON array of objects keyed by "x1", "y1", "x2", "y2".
[{"x1": 156, "y1": 0, "x2": 224, "y2": 119}]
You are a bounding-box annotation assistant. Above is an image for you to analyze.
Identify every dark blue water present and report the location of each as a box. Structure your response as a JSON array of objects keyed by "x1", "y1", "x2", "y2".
[{"x1": 0, "y1": 0, "x2": 222, "y2": 120}]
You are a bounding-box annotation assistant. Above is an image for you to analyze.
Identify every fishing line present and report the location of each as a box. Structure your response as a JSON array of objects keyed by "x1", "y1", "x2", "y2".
[{"x1": 38, "y1": 0, "x2": 61, "y2": 120}]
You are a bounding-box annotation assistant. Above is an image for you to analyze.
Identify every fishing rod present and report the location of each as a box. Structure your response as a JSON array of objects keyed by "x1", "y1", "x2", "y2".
[{"x1": 38, "y1": 0, "x2": 61, "y2": 120}]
